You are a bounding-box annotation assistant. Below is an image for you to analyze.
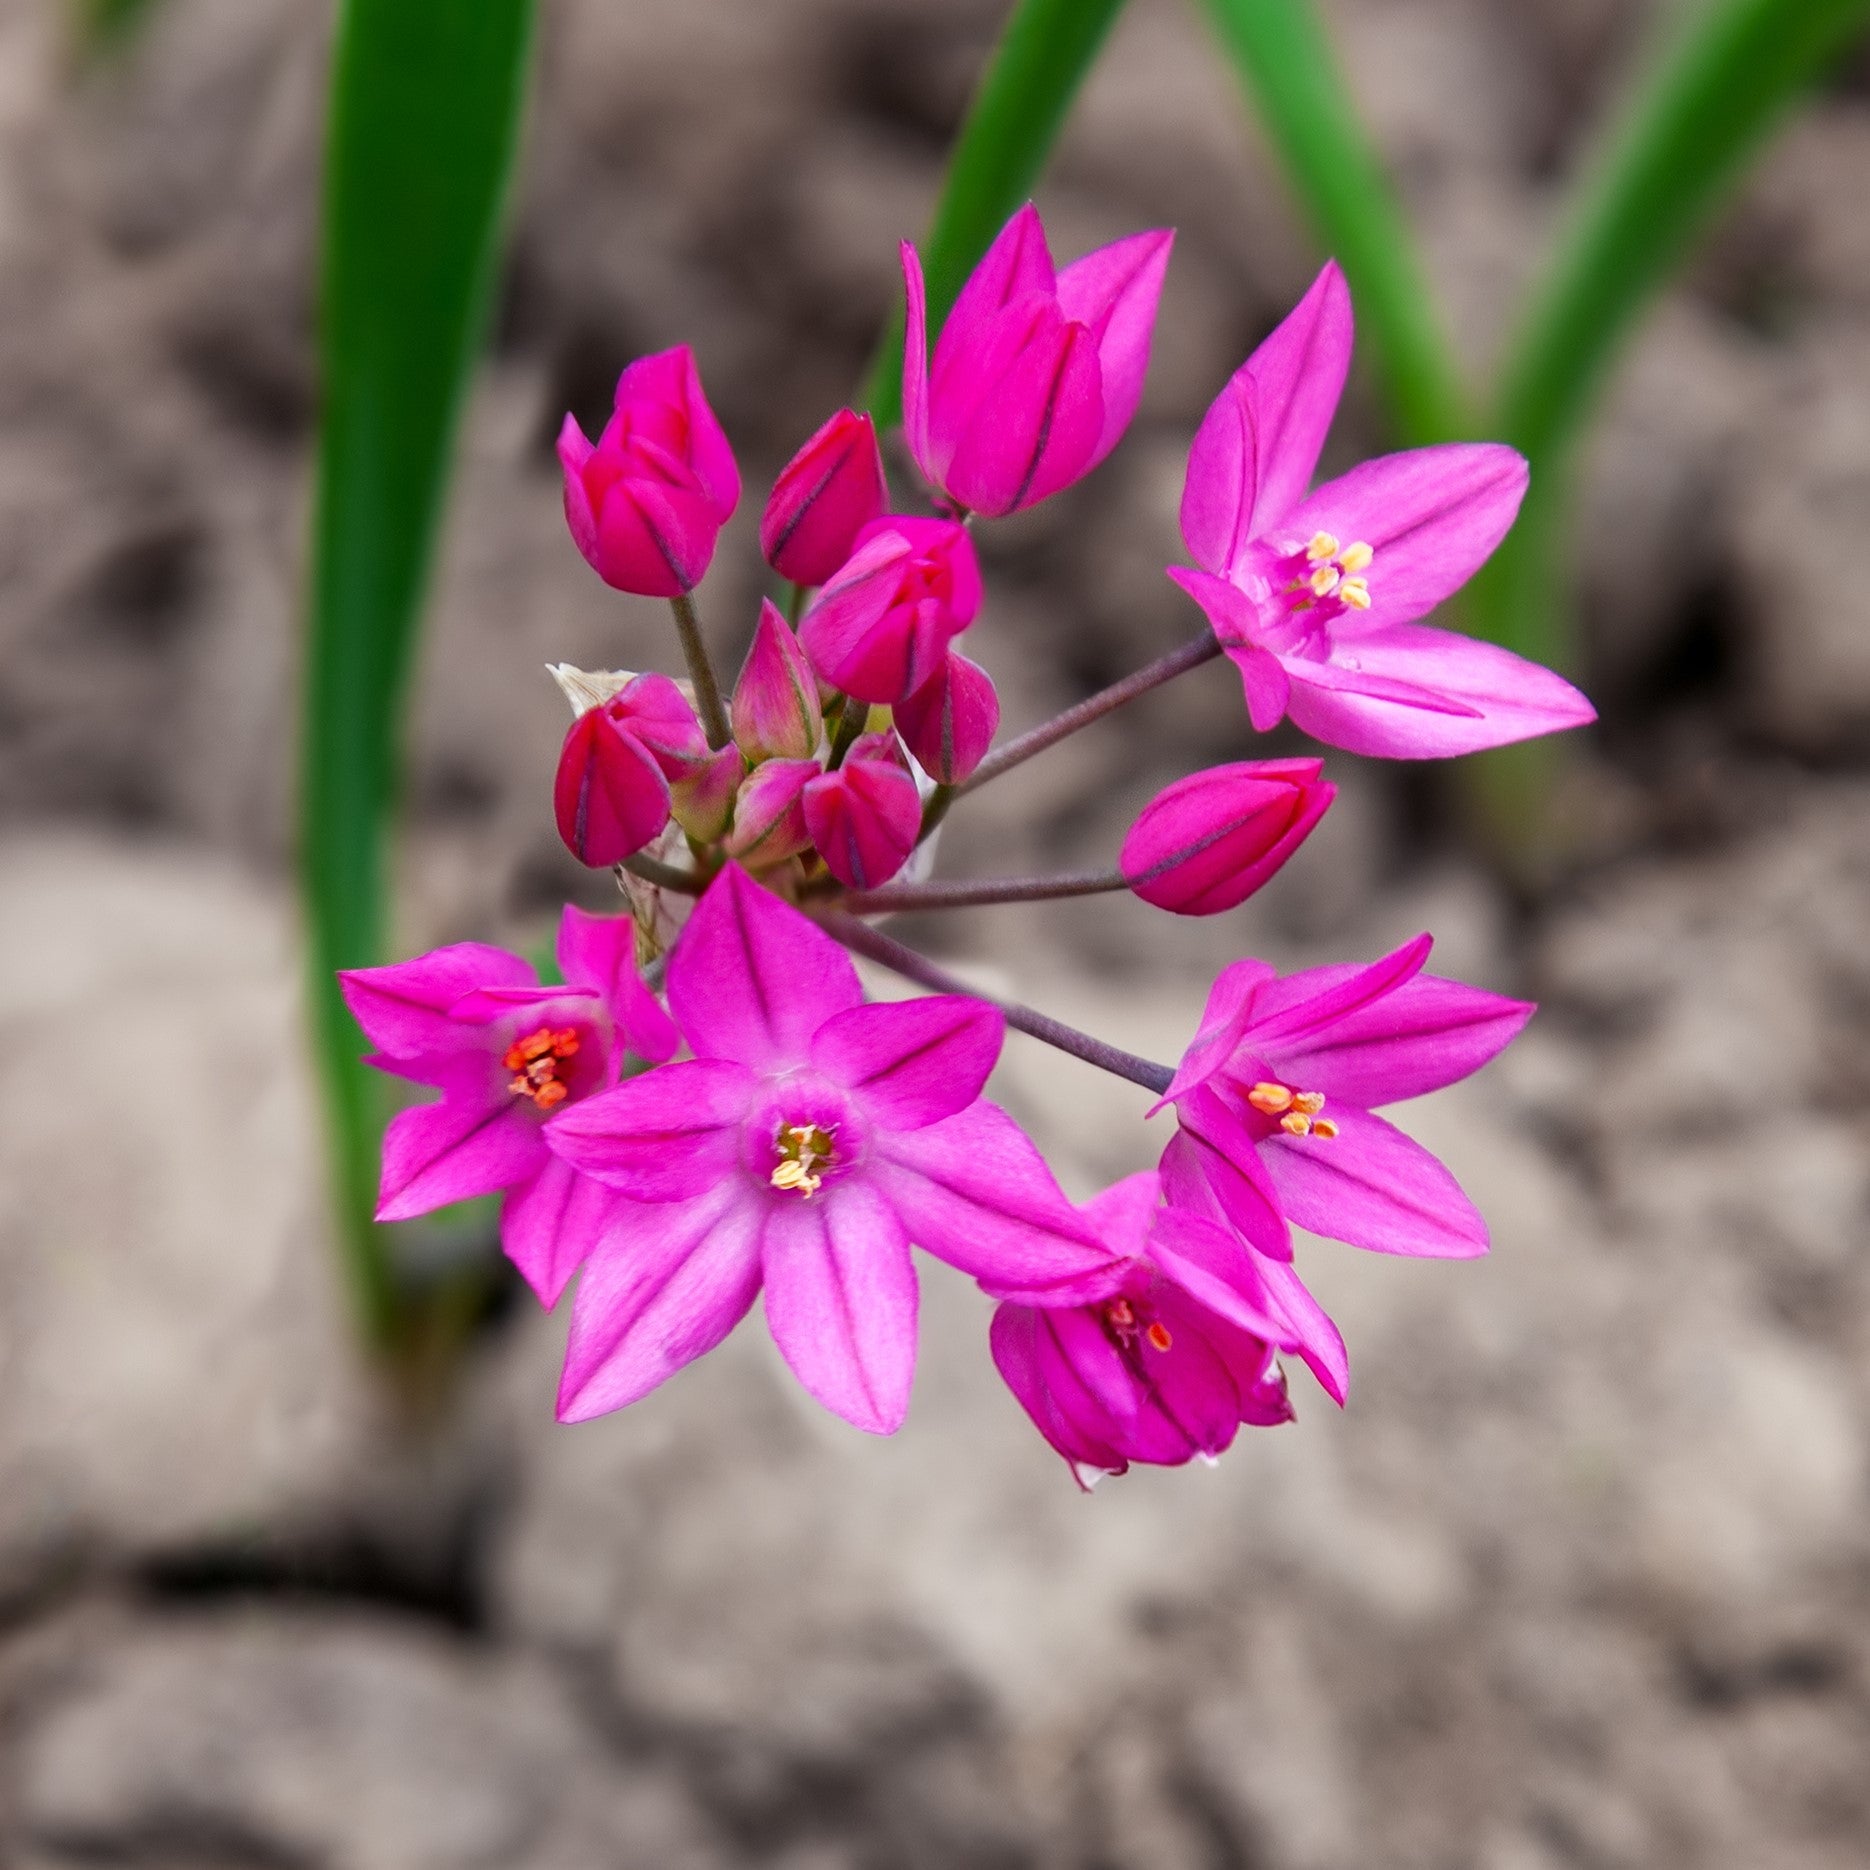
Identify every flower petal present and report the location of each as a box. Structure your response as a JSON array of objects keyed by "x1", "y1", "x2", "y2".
[
  {"x1": 1056, "y1": 227, "x2": 1174, "y2": 467},
  {"x1": 556, "y1": 904, "x2": 679, "y2": 1065},
  {"x1": 553, "y1": 706, "x2": 672, "y2": 867},
  {"x1": 668, "y1": 863, "x2": 863, "y2": 1070},
  {"x1": 990, "y1": 1302, "x2": 1133, "y2": 1481},
  {"x1": 731, "y1": 598, "x2": 824, "y2": 764},
  {"x1": 809, "y1": 995, "x2": 1003, "y2": 1132},
  {"x1": 894, "y1": 650, "x2": 999, "y2": 785},
  {"x1": 339, "y1": 943, "x2": 536, "y2": 1058},
  {"x1": 1169, "y1": 1089, "x2": 1293, "y2": 1261},
  {"x1": 900, "y1": 241, "x2": 933, "y2": 480},
  {"x1": 1263, "y1": 1105, "x2": 1488, "y2": 1258},
  {"x1": 1146, "y1": 1205, "x2": 1293, "y2": 1344},
  {"x1": 499, "y1": 1153, "x2": 624, "y2": 1309},
  {"x1": 1081, "y1": 1169, "x2": 1162, "y2": 1258},
  {"x1": 1286, "y1": 619, "x2": 1597, "y2": 759},
  {"x1": 803, "y1": 755, "x2": 922, "y2": 889},
  {"x1": 1150, "y1": 956, "x2": 1275, "y2": 1111},
  {"x1": 1246, "y1": 934, "x2": 1433, "y2": 1048},
  {"x1": 557, "y1": 1184, "x2": 763, "y2": 1422},
  {"x1": 871, "y1": 1101, "x2": 1120, "y2": 1300},
  {"x1": 378, "y1": 1083, "x2": 543, "y2": 1222},
  {"x1": 761, "y1": 1178, "x2": 918, "y2": 1434},
  {"x1": 544, "y1": 1057, "x2": 757, "y2": 1199}
]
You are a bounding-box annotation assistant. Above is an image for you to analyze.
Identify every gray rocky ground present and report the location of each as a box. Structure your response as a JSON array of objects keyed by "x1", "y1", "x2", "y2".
[{"x1": 0, "y1": 0, "x2": 1867, "y2": 1864}]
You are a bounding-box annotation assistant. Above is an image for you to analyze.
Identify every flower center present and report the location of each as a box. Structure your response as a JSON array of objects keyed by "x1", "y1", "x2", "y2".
[
  {"x1": 1270, "y1": 530, "x2": 1374, "y2": 633},
  {"x1": 770, "y1": 1121, "x2": 838, "y2": 1197},
  {"x1": 504, "y1": 1025, "x2": 582, "y2": 1110},
  {"x1": 1103, "y1": 1295, "x2": 1174, "y2": 1354},
  {"x1": 1246, "y1": 1080, "x2": 1339, "y2": 1140}
]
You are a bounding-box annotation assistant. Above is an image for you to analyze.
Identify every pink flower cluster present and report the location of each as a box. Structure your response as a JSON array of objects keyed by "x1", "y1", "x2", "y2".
[{"x1": 343, "y1": 206, "x2": 1589, "y2": 1486}]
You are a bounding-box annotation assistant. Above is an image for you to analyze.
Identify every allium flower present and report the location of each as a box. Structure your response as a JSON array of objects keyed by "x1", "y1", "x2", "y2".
[
  {"x1": 1121, "y1": 757, "x2": 1335, "y2": 915},
  {"x1": 894, "y1": 648, "x2": 1000, "y2": 786},
  {"x1": 545, "y1": 865, "x2": 1119, "y2": 1434},
  {"x1": 340, "y1": 907, "x2": 678, "y2": 1306},
  {"x1": 1172, "y1": 263, "x2": 1594, "y2": 757},
  {"x1": 553, "y1": 672, "x2": 707, "y2": 867},
  {"x1": 1154, "y1": 934, "x2": 1533, "y2": 1262},
  {"x1": 991, "y1": 1172, "x2": 1314, "y2": 1487},
  {"x1": 902, "y1": 203, "x2": 1173, "y2": 517},
  {"x1": 732, "y1": 599, "x2": 824, "y2": 764},
  {"x1": 799, "y1": 516, "x2": 981, "y2": 704},
  {"x1": 558, "y1": 345, "x2": 740, "y2": 597},
  {"x1": 760, "y1": 408, "x2": 889, "y2": 587},
  {"x1": 803, "y1": 731, "x2": 922, "y2": 889}
]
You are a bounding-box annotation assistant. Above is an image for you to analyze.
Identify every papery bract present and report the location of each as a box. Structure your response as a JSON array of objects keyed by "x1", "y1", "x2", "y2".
[
  {"x1": 991, "y1": 1174, "x2": 1304, "y2": 1488},
  {"x1": 798, "y1": 516, "x2": 982, "y2": 704},
  {"x1": 760, "y1": 408, "x2": 889, "y2": 586},
  {"x1": 894, "y1": 649, "x2": 999, "y2": 785},
  {"x1": 559, "y1": 345, "x2": 740, "y2": 597},
  {"x1": 1173, "y1": 263, "x2": 1594, "y2": 757},
  {"x1": 722, "y1": 756, "x2": 817, "y2": 867},
  {"x1": 340, "y1": 907, "x2": 677, "y2": 1306},
  {"x1": 545, "y1": 866, "x2": 1121, "y2": 1433},
  {"x1": 552, "y1": 672, "x2": 707, "y2": 867},
  {"x1": 732, "y1": 599, "x2": 823, "y2": 763},
  {"x1": 1154, "y1": 934, "x2": 1534, "y2": 1263},
  {"x1": 804, "y1": 732, "x2": 921, "y2": 889},
  {"x1": 902, "y1": 203, "x2": 1173, "y2": 517},
  {"x1": 1121, "y1": 757, "x2": 1334, "y2": 915}
]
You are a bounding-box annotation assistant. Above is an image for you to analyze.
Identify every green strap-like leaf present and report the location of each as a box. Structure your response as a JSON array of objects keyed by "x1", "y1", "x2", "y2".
[
  {"x1": 302, "y1": 0, "x2": 535, "y2": 1348},
  {"x1": 1196, "y1": 0, "x2": 1467, "y2": 447},
  {"x1": 862, "y1": 0, "x2": 1132, "y2": 424}
]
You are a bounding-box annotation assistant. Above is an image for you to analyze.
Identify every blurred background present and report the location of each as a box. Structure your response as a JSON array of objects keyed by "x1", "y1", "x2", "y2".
[{"x1": 3, "y1": 0, "x2": 1870, "y2": 1863}]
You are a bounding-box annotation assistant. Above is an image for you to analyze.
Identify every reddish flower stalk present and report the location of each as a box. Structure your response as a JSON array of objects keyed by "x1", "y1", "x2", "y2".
[{"x1": 838, "y1": 868, "x2": 1127, "y2": 914}]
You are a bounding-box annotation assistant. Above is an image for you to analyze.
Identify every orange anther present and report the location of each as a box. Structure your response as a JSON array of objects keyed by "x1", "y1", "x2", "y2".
[
  {"x1": 1291, "y1": 1091, "x2": 1326, "y2": 1116},
  {"x1": 1146, "y1": 1321, "x2": 1173, "y2": 1353},
  {"x1": 1247, "y1": 1082, "x2": 1294, "y2": 1115},
  {"x1": 1311, "y1": 1118, "x2": 1340, "y2": 1140},
  {"x1": 535, "y1": 1080, "x2": 568, "y2": 1110},
  {"x1": 1280, "y1": 1111, "x2": 1313, "y2": 1137}
]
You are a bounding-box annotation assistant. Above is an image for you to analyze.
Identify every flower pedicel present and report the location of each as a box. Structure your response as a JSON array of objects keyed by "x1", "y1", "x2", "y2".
[{"x1": 349, "y1": 205, "x2": 1595, "y2": 1485}]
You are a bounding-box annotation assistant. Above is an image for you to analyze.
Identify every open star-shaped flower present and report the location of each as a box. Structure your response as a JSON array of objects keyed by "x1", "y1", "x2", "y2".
[{"x1": 545, "y1": 865, "x2": 1121, "y2": 1435}]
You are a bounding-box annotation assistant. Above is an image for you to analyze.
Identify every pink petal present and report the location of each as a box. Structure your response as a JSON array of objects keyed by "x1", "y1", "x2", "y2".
[
  {"x1": 593, "y1": 474, "x2": 724, "y2": 597},
  {"x1": 721, "y1": 757, "x2": 817, "y2": 868},
  {"x1": 1121, "y1": 758, "x2": 1334, "y2": 916},
  {"x1": 761, "y1": 1179, "x2": 918, "y2": 1434},
  {"x1": 557, "y1": 1183, "x2": 763, "y2": 1422},
  {"x1": 666, "y1": 863, "x2": 863, "y2": 1071},
  {"x1": 1146, "y1": 1205, "x2": 1292, "y2": 1344},
  {"x1": 899, "y1": 241, "x2": 933, "y2": 480},
  {"x1": 894, "y1": 650, "x2": 999, "y2": 785},
  {"x1": 670, "y1": 743, "x2": 745, "y2": 843},
  {"x1": 870, "y1": 1100, "x2": 1120, "y2": 1301},
  {"x1": 1168, "y1": 1089, "x2": 1292, "y2": 1260},
  {"x1": 731, "y1": 599, "x2": 824, "y2": 764},
  {"x1": 1279, "y1": 442, "x2": 1527, "y2": 627},
  {"x1": 378, "y1": 1084, "x2": 543, "y2": 1222},
  {"x1": 556, "y1": 904, "x2": 679, "y2": 1065},
  {"x1": 1055, "y1": 228, "x2": 1174, "y2": 466},
  {"x1": 1151, "y1": 956, "x2": 1274, "y2": 1110},
  {"x1": 1285, "y1": 618, "x2": 1597, "y2": 759},
  {"x1": 611, "y1": 672, "x2": 710, "y2": 781},
  {"x1": 339, "y1": 942, "x2": 536, "y2": 1059},
  {"x1": 499, "y1": 1153, "x2": 623, "y2": 1309},
  {"x1": 553, "y1": 706, "x2": 672, "y2": 868},
  {"x1": 933, "y1": 203, "x2": 1057, "y2": 392},
  {"x1": 803, "y1": 755, "x2": 921, "y2": 889},
  {"x1": 1262, "y1": 1104, "x2": 1488, "y2": 1258},
  {"x1": 1251, "y1": 967, "x2": 1534, "y2": 1108},
  {"x1": 557, "y1": 414, "x2": 601, "y2": 568},
  {"x1": 809, "y1": 995, "x2": 1004, "y2": 1131},
  {"x1": 760, "y1": 408, "x2": 889, "y2": 587},
  {"x1": 544, "y1": 1057, "x2": 757, "y2": 1199},
  {"x1": 614, "y1": 345, "x2": 740, "y2": 521},
  {"x1": 990, "y1": 1302, "x2": 1134, "y2": 1480},
  {"x1": 1081, "y1": 1169, "x2": 1162, "y2": 1258},
  {"x1": 1166, "y1": 568, "x2": 1293, "y2": 731},
  {"x1": 1247, "y1": 934, "x2": 1433, "y2": 1048}
]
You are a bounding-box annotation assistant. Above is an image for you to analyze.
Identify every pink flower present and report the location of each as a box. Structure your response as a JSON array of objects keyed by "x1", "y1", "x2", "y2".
[
  {"x1": 902, "y1": 203, "x2": 1173, "y2": 517},
  {"x1": 553, "y1": 672, "x2": 707, "y2": 868},
  {"x1": 731, "y1": 599, "x2": 824, "y2": 764},
  {"x1": 722, "y1": 756, "x2": 817, "y2": 868},
  {"x1": 558, "y1": 346, "x2": 740, "y2": 597},
  {"x1": 544, "y1": 866, "x2": 1119, "y2": 1433},
  {"x1": 760, "y1": 408, "x2": 889, "y2": 587},
  {"x1": 804, "y1": 732, "x2": 922, "y2": 889},
  {"x1": 1153, "y1": 934, "x2": 1533, "y2": 1264},
  {"x1": 894, "y1": 648, "x2": 1000, "y2": 785},
  {"x1": 798, "y1": 516, "x2": 981, "y2": 704},
  {"x1": 1171, "y1": 263, "x2": 1595, "y2": 757},
  {"x1": 991, "y1": 1172, "x2": 1333, "y2": 1487},
  {"x1": 340, "y1": 908, "x2": 678, "y2": 1306},
  {"x1": 1121, "y1": 757, "x2": 1335, "y2": 915}
]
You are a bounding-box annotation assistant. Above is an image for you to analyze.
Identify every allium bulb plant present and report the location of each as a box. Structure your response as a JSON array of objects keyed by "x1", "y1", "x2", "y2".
[{"x1": 346, "y1": 206, "x2": 1595, "y2": 1487}]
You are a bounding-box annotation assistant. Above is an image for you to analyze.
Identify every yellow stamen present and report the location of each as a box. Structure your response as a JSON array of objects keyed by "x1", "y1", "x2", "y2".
[
  {"x1": 1337, "y1": 540, "x2": 1373, "y2": 573},
  {"x1": 1311, "y1": 1118, "x2": 1340, "y2": 1140},
  {"x1": 1338, "y1": 576, "x2": 1371, "y2": 610},
  {"x1": 1309, "y1": 564, "x2": 1341, "y2": 597},
  {"x1": 1291, "y1": 1091, "x2": 1326, "y2": 1116},
  {"x1": 1305, "y1": 531, "x2": 1340, "y2": 562},
  {"x1": 771, "y1": 1120, "x2": 836, "y2": 1199},
  {"x1": 1280, "y1": 1112, "x2": 1313, "y2": 1136},
  {"x1": 1247, "y1": 1082, "x2": 1294, "y2": 1115}
]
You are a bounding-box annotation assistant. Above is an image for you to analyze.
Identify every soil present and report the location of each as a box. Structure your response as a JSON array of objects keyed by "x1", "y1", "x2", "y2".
[{"x1": 1, "y1": 0, "x2": 1868, "y2": 1864}]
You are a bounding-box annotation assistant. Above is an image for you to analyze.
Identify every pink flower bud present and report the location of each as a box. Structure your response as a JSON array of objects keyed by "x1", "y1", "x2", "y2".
[
  {"x1": 798, "y1": 517, "x2": 981, "y2": 704},
  {"x1": 1120, "y1": 758, "x2": 1334, "y2": 916},
  {"x1": 606, "y1": 671, "x2": 709, "y2": 780},
  {"x1": 558, "y1": 345, "x2": 741, "y2": 597},
  {"x1": 553, "y1": 707, "x2": 672, "y2": 868},
  {"x1": 759, "y1": 408, "x2": 888, "y2": 587},
  {"x1": 731, "y1": 599, "x2": 824, "y2": 763},
  {"x1": 893, "y1": 650, "x2": 999, "y2": 784},
  {"x1": 670, "y1": 744, "x2": 744, "y2": 842},
  {"x1": 722, "y1": 757, "x2": 817, "y2": 867},
  {"x1": 803, "y1": 733, "x2": 921, "y2": 890},
  {"x1": 901, "y1": 204, "x2": 1173, "y2": 517}
]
